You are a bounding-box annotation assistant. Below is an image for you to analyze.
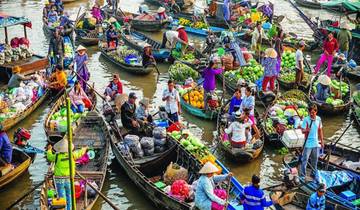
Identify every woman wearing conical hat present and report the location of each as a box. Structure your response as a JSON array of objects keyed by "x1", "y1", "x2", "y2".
[{"x1": 72, "y1": 45, "x2": 90, "y2": 91}]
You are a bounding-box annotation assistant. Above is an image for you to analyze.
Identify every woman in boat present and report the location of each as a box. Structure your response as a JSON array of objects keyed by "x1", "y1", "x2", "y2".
[
  {"x1": 136, "y1": 97, "x2": 153, "y2": 124},
  {"x1": 241, "y1": 87, "x2": 255, "y2": 124},
  {"x1": 73, "y1": 45, "x2": 90, "y2": 91},
  {"x1": 155, "y1": 7, "x2": 167, "y2": 21},
  {"x1": 48, "y1": 64, "x2": 67, "y2": 93},
  {"x1": 142, "y1": 44, "x2": 156, "y2": 67},
  {"x1": 228, "y1": 88, "x2": 242, "y2": 116},
  {"x1": 274, "y1": 29, "x2": 284, "y2": 77},
  {"x1": 225, "y1": 111, "x2": 253, "y2": 148},
  {"x1": 262, "y1": 48, "x2": 278, "y2": 92},
  {"x1": 105, "y1": 74, "x2": 123, "y2": 101},
  {"x1": 0, "y1": 125, "x2": 13, "y2": 169},
  {"x1": 195, "y1": 161, "x2": 233, "y2": 210},
  {"x1": 7, "y1": 66, "x2": 35, "y2": 88},
  {"x1": 241, "y1": 175, "x2": 276, "y2": 209},
  {"x1": 46, "y1": 139, "x2": 88, "y2": 210},
  {"x1": 315, "y1": 75, "x2": 331, "y2": 103},
  {"x1": 307, "y1": 183, "x2": 326, "y2": 210},
  {"x1": 91, "y1": 2, "x2": 103, "y2": 24},
  {"x1": 177, "y1": 25, "x2": 189, "y2": 45},
  {"x1": 314, "y1": 32, "x2": 339, "y2": 77},
  {"x1": 47, "y1": 5, "x2": 59, "y2": 26},
  {"x1": 202, "y1": 59, "x2": 224, "y2": 110},
  {"x1": 69, "y1": 81, "x2": 92, "y2": 113},
  {"x1": 106, "y1": 24, "x2": 119, "y2": 50}
]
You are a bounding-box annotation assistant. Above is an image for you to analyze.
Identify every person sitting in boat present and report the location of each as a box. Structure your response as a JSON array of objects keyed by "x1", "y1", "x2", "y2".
[
  {"x1": 315, "y1": 75, "x2": 331, "y2": 103},
  {"x1": 91, "y1": 2, "x2": 103, "y2": 24},
  {"x1": 195, "y1": 161, "x2": 233, "y2": 210},
  {"x1": 142, "y1": 44, "x2": 156, "y2": 67},
  {"x1": 46, "y1": 139, "x2": 88, "y2": 210},
  {"x1": 169, "y1": 0, "x2": 181, "y2": 14},
  {"x1": 240, "y1": 175, "x2": 277, "y2": 209},
  {"x1": 261, "y1": 48, "x2": 278, "y2": 93},
  {"x1": 155, "y1": 7, "x2": 167, "y2": 21},
  {"x1": 229, "y1": 88, "x2": 242, "y2": 116},
  {"x1": 73, "y1": 45, "x2": 90, "y2": 91},
  {"x1": 7, "y1": 66, "x2": 35, "y2": 89},
  {"x1": 106, "y1": 24, "x2": 119, "y2": 50},
  {"x1": 0, "y1": 125, "x2": 13, "y2": 170},
  {"x1": 105, "y1": 74, "x2": 123, "y2": 101},
  {"x1": 136, "y1": 97, "x2": 153, "y2": 125},
  {"x1": 69, "y1": 81, "x2": 92, "y2": 113},
  {"x1": 202, "y1": 59, "x2": 224, "y2": 110},
  {"x1": 225, "y1": 111, "x2": 252, "y2": 148},
  {"x1": 49, "y1": 29, "x2": 65, "y2": 66},
  {"x1": 121, "y1": 92, "x2": 140, "y2": 134},
  {"x1": 48, "y1": 64, "x2": 67, "y2": 92},
  {"x1": 47, "y1": 5, "x2": 59, "y2": 26},
  {"x1": 307, "y1": 183, "x2": 326, "y2": 210},
  {"x1": 241, "y1": 87, "x2": 255, "y2": 124}
]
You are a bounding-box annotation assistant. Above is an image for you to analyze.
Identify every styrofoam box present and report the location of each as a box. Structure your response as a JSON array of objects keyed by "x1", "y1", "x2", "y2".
[{"x1": 281, "y1": 129, "x2": 305, "y2": 148}]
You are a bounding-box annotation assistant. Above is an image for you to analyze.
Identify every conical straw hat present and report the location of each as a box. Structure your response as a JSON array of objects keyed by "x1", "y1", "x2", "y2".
[
  {"x1": 54, "y1": 138, "x2": 74, "y2": 153},
  {"x1": 199, "y1": 161, "x2": 219, "y2": 174}
]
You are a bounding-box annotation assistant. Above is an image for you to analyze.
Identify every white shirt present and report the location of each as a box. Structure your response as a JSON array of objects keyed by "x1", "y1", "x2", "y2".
[
  {"x1": 295, "y1": 49, "x2": 304, "y2": 69},
  {"x1": 162, "y1": 88, "x2": 180, "y2": 114},
  {"x1": 166, "y1": 31, "x2": 179, "y2": 46},
  {"x1": 225, "y1": 121, "x2": 252, "y2": 143}
]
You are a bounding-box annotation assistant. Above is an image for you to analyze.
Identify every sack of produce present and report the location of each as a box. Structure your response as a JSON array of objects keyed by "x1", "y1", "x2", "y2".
[
  {"x1": 163, "y1": 162, "x2": 189, "y2": 185},
  {"x1": 153, "y1": 127, "x2": 166, "y2": 139},
  {"x1": 170, "y1": 180, "x2": 190, "y2": 199},
  {"x1": 155, "y1": 145, "x2": 166, "y2": 153},
  {"x1": 143, "y1": 147, "x2": 155, "y2": 156},
  {"x1": 140, "y1": 137, "x2": 154, "y2": 148},
  {"x1": 211, "y1": 189, "x2": 227, "y2": 210},
  {"x1": 154, "y1": 138, "x2": 167, "y2": 146},
  {"x1": 124, "y1": 134, "x2": 140, "y2": 147},
  {"x1": 221, "y1": 54, "x2": 234, "y2": 71},
  {"x1": 131, "y1": 142, "x2": 144, "y2": 158}
]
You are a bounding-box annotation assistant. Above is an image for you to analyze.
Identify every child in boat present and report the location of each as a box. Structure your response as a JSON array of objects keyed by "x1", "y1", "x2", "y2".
[
  {"x1": 69, "y1": 81, "x2": 92, "y2": 113},
  {"x1": 0, "y1": 125, "x2": 13, "y2": 170}
]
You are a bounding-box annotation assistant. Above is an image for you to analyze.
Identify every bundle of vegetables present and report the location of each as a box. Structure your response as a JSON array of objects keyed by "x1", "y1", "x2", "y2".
[
  {"x1": 64, "y1": 42, "x2": 73, "y2": 58},
  {"x1": 108, "y1": 46, "x2": 140, "y2": 64},
  {"x1": 281, "y1": 51, "x2": 296, "y2": 69},
  {"x1": 223, "y1": 59, "x2": 264, "y2": 84},
  {"x1": 169, "y1": 62, "x2": 200, "y2": 83},
  {"x1": 180, "y1": 87, "x2": 205, "y2": 109},
  {"x1": 49, "y1": 108, "x2": 88, "y2": 132},
  {"x1": 353, "y1": 91, "x2": 360, "y2": 106},
  {"x1": 279, "y1": 71, "x2": 310, "y2": 83},
  {"x1": 265, "y1": 98, "x2": 309, "y2": 134},
  {"x1": 172, "y1": 50, "x2": 196, "y2": 63},
  {"x1": 312, "y1": 79, "x2": 349, "y2": 107}
]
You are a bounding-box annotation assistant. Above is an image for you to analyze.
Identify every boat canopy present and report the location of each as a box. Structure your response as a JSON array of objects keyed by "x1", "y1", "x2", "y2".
[
  {"x1": 321, "y1": 0, "x2": 360, "y2": 13},
  {"x1": 0, "y1": 13, "x2": 31, "y2": 28}
]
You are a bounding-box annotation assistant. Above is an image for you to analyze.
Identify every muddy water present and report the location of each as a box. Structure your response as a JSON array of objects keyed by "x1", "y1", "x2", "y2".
[{"x1": 0, "y1": 0, "x2": 359, "y2": 209}]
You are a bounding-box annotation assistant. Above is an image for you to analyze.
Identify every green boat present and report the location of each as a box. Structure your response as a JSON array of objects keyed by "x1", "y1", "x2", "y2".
[{"x1": 180, "y1": 97, "x2": 218, "y2": 120}]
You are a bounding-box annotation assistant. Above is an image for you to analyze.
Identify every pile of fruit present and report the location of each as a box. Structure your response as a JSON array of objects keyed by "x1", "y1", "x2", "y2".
[
  {"x1": 313, "y1": 79, "x2": 349, "y2": 107},
  {"x1": 107, "y1": 46, "x2": 140, "y2": 65},
  {"x1": 353, "y1": 91, "x2": 360, "y2": 106},
  {"x1": 172, "y1": 50, "x2": 196, "y2": 63},
  {"x1": 223, "y1": 59, "x2": 264, "y2": 84},
  {"x1": 178, "y1": 18, "x2": 208, "y2": 29},
  {"x1": 180, "y1": 87, "x2": 205, "y2": 109},
  {"x1": 49, "y1": 108, "x2": 88, "y2": 132},
  {"x1": 64, "y1": 41, "x2": 73, "y2": 58},
  {"x1": 170, "y1": 180, "x2": 190, "y2": 198},
  {"x1": 279, "y1": 71, "x2": 310, "y2": 83},
  {"x1": 178, "y1": 18, "x2": 191, "y2": 27},
  {"x1": 169, "y1": 62, "x2": 199, "y2": 83},
  {"x1": 281, "y1": 51, "x2": 296, "y2": 69},
  {"x1": 265, "y1": 98, "x2": 309, "y2": 134}
]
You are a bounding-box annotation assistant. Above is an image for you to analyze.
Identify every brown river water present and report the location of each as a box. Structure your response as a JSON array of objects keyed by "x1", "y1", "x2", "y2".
[{"x1": 0, "y1": 0, "x2": 359, "y2": 209}]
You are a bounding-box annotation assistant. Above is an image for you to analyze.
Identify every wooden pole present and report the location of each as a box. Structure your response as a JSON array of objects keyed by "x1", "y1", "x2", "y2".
[
  {"x1": 5, "y1": 27, "x2": 8, "y2": 44},
  {"x1": 23, "y1": 25, "x2": 27, "y2": 39},
  {"x1": 66, "y1": 98, "x2": 76, "y2": 210}
]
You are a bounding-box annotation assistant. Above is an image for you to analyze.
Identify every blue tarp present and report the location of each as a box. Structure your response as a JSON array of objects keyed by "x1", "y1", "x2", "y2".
[{"x1": 317, "y1": 170, "x2": 354, "y2": 189}]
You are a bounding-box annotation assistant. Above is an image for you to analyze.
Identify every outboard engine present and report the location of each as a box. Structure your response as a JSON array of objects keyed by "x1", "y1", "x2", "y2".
[
  {"x1": 103, "y1": 103, "x2": 115, "y2": 123},
  {"x1": 14, "y1": 127, "x2": 31, "y2": 147},
  {"x1": 283, "y1": 168, "x2": 300, "y2": 189}
]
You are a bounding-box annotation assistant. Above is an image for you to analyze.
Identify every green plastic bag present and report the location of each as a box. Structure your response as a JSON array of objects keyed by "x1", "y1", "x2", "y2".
[{"x1": 217, "y1": 48, "x2": 225, "y2": 57}]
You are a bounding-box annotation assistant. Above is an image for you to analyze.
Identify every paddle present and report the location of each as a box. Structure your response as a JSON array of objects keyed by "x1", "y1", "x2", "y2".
[{"x1": 74, "y1": 7, "x2": 83, "y2": 25}]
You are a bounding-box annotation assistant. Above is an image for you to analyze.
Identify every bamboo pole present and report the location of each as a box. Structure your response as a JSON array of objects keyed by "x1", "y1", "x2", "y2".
[{"x1": 66, "y1": 98, "x2": 76, "y2": 210}]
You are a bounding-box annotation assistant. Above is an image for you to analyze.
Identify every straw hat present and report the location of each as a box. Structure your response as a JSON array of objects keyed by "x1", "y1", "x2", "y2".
[
  {"x1": 85, "y1": 12, "x2": 92, "y2": 19},
  {"x1": 235, "y1": 111, "x2": 242, "y2": 119},
  {"x1": 109, "y1": 17, "x2": 117, "y2": 23},
  {"x1": 139, "y1": 97, "x2": 150, "y2": 106},
  {"x1": 199, "y1": 161, "x2": 219, "y2": 174},
  {"x1": 318, "y1": 75, "x2": 331, "y2": 86},
  {"x1": 341, "y1": 22, "x2": 351, "y2": 30},
  {"x1": 176, "y1": 25, "x2": 185, "y2": 30},
  {"x1": 76, "y1": 45, "x2": 87, "y2": 52},
  {"x1": 157, "y1": 7, "x2": 166, "y2": 13},
  {"x1": 144, "y1": 43, "x2": 151, "y2": 48},
  {"x1": 265, "y1": 48, "x2": 277, "y2": 59},
  {"x1": 54, "y1": 139, "x2": 74, "y2": 153}
]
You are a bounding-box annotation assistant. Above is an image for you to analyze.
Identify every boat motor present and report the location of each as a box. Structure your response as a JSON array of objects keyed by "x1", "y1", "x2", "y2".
[{"x1": 14, "y1": 127, "x2": 31, "y2": 147}]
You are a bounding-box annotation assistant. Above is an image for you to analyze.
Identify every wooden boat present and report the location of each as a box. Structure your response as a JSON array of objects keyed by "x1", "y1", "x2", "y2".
[
  {"x1": 99, "y1": 44, "x2": 155, "y2": 75},
  {"x1": 172, "y1": 12, "x2": 229, "y2": 29},
  {"x1": 294, "y1": 0, "x2": 322, "y2": 9},
  {"x1": 0, "y1": 148, "x2": 31, "y2": 189},
  {"x1": 75, "y1": 13, "x2": 99, "y2": 46},
  {"x1": 284, "y1": 154, "x2": 360, "y2": 210},
  {"x1": 263, "y1": 90, "x2": 310, "y2": 148},
  {"x1": 256, "y1": 80, "x2": 280, "y2": 107},
  {"x1": 168, "y1": 20, "x2": 228, "y2": 37},
  {"x1": 44, "y1": 88, "x2": 97, "y2": 144},
  {"x1": 308, "y1": 75, "x2": 351, "y2": 114},
  {"x1": 216, "y1": 107, "x2": 264, "y2": 163},
  {"x1": 40, "y1": 111, "x2": 110, "y2": 210},
  {"x1": 121, "y1": 30, "x2": 170, "y2": 61},
  {"x1": 180, "y1": 96, "x2": 219, "y2": 120},
  {"x1": 108, "y1": 115, "x2": 249, "y2": 210}
]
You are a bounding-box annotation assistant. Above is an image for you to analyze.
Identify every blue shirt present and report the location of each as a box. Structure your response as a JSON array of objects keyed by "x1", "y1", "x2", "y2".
[
  {"x1": 195, "y1": 175, "x2": 227, "y2": 210},
  {"x1": 306, "y1": 192, "x2": 325, "y2": 210},
  {"x1": 240, "y1": 185, "x2": 273, "y2": 210},
  {"x1": 262, "y1": 57, "x2": 278, "y2": 77},
  {"x1": 241, "y1": 95, "x2": 255, "y2": 116},
  {"x1": 0, "y1": 132, "x2": 13, "y2": 163},
  {"x1": 315, "y1": 83, "x2": 330, "y2": 102},
  {"x1": 301, "y1": 116, "x2": 322, "y2": 148},
  {"x1": 229, "y1": 96, "x2": 242, "y2": 114},
  {"x1": 106, "y1": 30, "x2": 118, "y2": 41}
]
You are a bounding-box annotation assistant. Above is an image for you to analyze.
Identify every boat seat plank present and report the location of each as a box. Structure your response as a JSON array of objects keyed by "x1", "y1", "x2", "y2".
[{"x1": 134, "y1": 153, "x2": 164, "y2": 165}]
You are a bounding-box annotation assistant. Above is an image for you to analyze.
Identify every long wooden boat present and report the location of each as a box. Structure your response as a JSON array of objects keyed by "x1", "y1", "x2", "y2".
[
  {"x1": 121, "y1": 30, "x2": 170, "y2": 61},
  {"x1": 108, "y1": 116, "x2": 249, "y2": 210},
  {"x1": 99, "y1": 45, "x2": 155, "y2": 75},
  {"x1": 172, "y1": 12, "x2": 229, "y2": 29},
  {"x1": 0, "y1": 148, "x2": 31, "y2": 189},
  {"x1": 168, "y1": 20, "x2": 228, "y2": 37},
  {"x1": 180, "y1": 97, "x2": 219, "y2": 120},
  {"x1": 216, "y1": 107, "x2": 264, "y2": 163},
  {"x1": 40, "y1": 111, "x2": 110, "y2": 210},
  {"x1": 263, "y1": 90, "x2": 310, "y2": 148},
  {"x1": 75, "y1": 13, "x2": 99, "y2": 46},
  {"x1": 308, "y1": 75, "x2": 351, "y2": 114},
  {"x1": 44, "y1": 88, "x2": 97, "y2": 144},
  {"x1": 284, "y1": 154, "x2": 360, "y2": 210}
]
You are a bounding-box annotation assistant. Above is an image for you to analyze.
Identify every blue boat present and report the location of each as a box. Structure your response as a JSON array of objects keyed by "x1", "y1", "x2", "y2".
[{"x1": 168, "y1": 19, "x2": 227, "y2": 37}]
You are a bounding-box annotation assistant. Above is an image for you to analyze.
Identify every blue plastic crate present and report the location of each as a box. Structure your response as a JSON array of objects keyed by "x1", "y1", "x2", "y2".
[
  {"x1": 153, "y1": 120, "x2": 169, "y2": 128},
  {"x1": 340, "y1": 190, "x2": 356, "y2": 201}
]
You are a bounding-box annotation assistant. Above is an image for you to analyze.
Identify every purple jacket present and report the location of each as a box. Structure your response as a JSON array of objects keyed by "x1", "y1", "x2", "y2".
[
  {"x1": 202, "y1": 67, "x2": 223, "y2": 91},
  {"x1": 0, "y1": 132, "x2": 12, "y2": 163}
]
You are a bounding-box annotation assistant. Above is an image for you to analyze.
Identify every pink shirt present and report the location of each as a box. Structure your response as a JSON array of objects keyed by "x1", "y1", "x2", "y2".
[{"x1": 69, "y1": 87, "x2": 90, "y2": 106}]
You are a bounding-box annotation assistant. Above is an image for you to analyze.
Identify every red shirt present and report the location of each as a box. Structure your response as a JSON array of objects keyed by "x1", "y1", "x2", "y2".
[
  {"x1": 108, "y1": 81, "x2": 123, "y2": 94},
  {"x1": 177, "y1": 29, "x2": 188, "y2": 44},
  {"x1": 323, "y1": 38, "x2": 339, "y2": 54}
]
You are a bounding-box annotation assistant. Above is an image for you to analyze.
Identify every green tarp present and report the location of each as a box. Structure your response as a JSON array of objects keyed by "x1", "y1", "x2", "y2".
[{"x1": 321, "y1": 0, "x2": 360, "y2": 13}]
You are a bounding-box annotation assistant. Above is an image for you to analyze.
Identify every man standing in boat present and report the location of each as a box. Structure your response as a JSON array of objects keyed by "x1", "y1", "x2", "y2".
[
  {"x1": 300, "y1": 104, "x2": 324, "y2": 181},
  {"x1": 48, "y1": 29, "x2": 65, "y2": 67},
  {"x1": 121, "y1": 92, "x2": 140, "y2": 134},
  {"x1": 162, "y1": 80, "x2": 181, "y2": 125},
  {"x1": 295, "y1": 41, "x2": 306, "y2": 88}
]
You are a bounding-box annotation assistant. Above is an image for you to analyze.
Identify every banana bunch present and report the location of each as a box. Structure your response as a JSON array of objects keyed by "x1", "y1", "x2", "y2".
[
  {"x1": 178, "y1": 18, "x2": 191, "y2": 26},
  {"x1": 191, "y1": 21, "x2": 208, "y2": 29}
]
